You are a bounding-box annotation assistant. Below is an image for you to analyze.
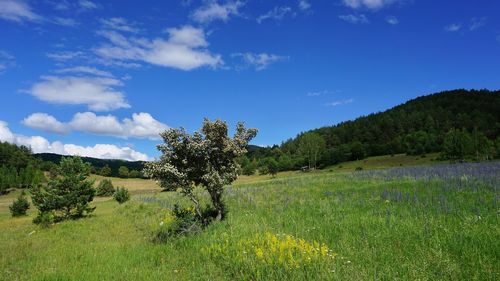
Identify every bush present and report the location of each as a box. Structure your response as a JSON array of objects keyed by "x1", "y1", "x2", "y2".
[
  {"x1": 9, "y1": 192, "x2": 30, "y2": 217},
  {"x1": 114, "y1": 187, "x2": 130, "y2": 204},
  {"x1": 355, "y1": 167, "x2": 364, "y2": 171},
  {"x1": 33, "y1": 211, "x2": 54, "y2": 228},
  {"x1": 30, "y1": 157, "x2": 95, "y2": 223},
  {"x1": 95, "y1": 179, "x2": 115, "y2": 196}
]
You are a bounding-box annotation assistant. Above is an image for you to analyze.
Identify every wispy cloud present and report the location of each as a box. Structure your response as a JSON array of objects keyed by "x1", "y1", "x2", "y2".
[
  {"x1": 339, "y1": 14, "x2": 369, "y2": 24},
  {"x1": 385, "y1": 16, "x2": 399, "y2": 25},
  {"x1": 100, "y1": 17, "x2": 140, "y2": 33},
  {"x1": 0, "y1": 50, "x2": 15, "y2": 74},
  {"x1": 191, "y1": 1, "x2": 244, "y2": 24},
  {"x1": 54, "y1": 66, "x2": 114, "y2": 77},
  {"x1": 325, "y1": 98, "x2": 353, "y2": 107},
  {"x1": 232, "y1": 52, "x2": 287, "y2": 70},
  {"x1": 257, "y1": 6, "x2": 294, "y2": 24},
  {"x1": 94, "y1": 25, "x2": 223, "y2": 71},
  {"x1": 79, "y1": 0, "x2": 99, "y2": 10},
  {"x1": 469, "y1": 17, "x2": 486, "y2": 31},
  {"x1": 444, "y1": 23, "x2": 462, "y2": 32},
  {"x1": 342, "y1": 0, "x2": 402, "y2": 10},
  {"x1": 0, "y1": 0, "x2": 42, "y2": 23},
  {"x1": 1, "y1": 121, "x2": 149, "y2": 161},
  {"x1": 298, "y1": 0, "x2": 311, "y2": 11},
  {"x1": 46, "y1": 51, "x2": 85, "y2": 61}
]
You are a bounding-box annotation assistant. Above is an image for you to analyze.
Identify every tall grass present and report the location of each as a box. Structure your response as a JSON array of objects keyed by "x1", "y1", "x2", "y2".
[{"x1": 0, "y1": 162, "x2": 498, "y2": 280}]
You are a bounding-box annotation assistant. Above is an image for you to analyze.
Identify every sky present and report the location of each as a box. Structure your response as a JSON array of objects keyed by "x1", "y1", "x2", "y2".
[{"x1": 0, "y1": 0, "x2": 499, "y2": 161}]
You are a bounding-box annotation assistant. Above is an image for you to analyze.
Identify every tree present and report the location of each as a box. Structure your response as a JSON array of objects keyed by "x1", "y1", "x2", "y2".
[
  {"x1": 95, "y1": 179, "x2": 115, "y2": 196},
  {"x1": 144, "y1": 119, "x2": 257, "y2": 221},
  {"x1": 100, "y1": 165, "x2": 112, "y2": 177},
  {"x1": 266, "y1": 158, "x2": 279, "y2": 178},
  {"x1": 118, "y1": 166, "x2": 129, "y2": 178},
  {"x1": 441, "y1": 129, "x2": 473, "y2": 161},
  {"x1": 298, "y1": 133, "x2": 325, "y2": 170},
  {"x1": 471, "y1": 128, "x2": 493, "y2": 161},
  {"x1": 129, "y1": 169, "x2": 142, "y2": 178},
  {"x1": 9, "y1": 191, "x2": 30, "y2": 217},
  {"x1": 114, "y1": 187, "x2": 130, "y2": 204},
  {"x1": 31, "y1": 157, "x2": 95, "y2": 222}
]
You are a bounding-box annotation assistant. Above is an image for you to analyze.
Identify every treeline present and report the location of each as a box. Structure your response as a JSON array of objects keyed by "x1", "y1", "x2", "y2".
[
  {"x1": 0, "y1": 142, "x2": 45, "y2": 194},
  {"x1": 36, "y1": 153, "x2": 146, "y2": 178},
  {"x1": 240, "y1": 89, "x2": 500, "y2": 175}
]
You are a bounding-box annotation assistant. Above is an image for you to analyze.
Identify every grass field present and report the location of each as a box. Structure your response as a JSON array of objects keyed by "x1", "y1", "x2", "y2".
[{"x1": 0, "y1": 160, "x2": 499, "y2": 280}]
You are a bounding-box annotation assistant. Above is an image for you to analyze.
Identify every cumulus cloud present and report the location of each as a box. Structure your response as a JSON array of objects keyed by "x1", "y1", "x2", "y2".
[
  {"x1": 22, "y1": 113, "x2": 68, "y2": 134},
  {"x1": 100, "y1": 17, "x2": 140, "y2": 33},
  {"x1": 232, "y1": 52, "x2": 287, "y2": 70},
  {"x1": 22, "y1": 112, "x2": 168, "y2": 140},
  {"x1": 27, "y1": 76, "x2": 130, "y2": 111},
  {"x1": 338, "y1": 14, "x2": 369, "y2": 24},
  {"x1": 0, "y1": 121, "x2": 149, "y2": 161},
  {"x1": 257, "y1": 6, "x2": 294, "y2": 23},
  {"x1": 94, "y1": 25, "x2": 222, "y2": 71},
  {"x1": 191, "y1": 1, "x2": 244, "y2": 23},
  {"x1": 0, "y1": 0, "x2": 42, "y2": 23},
  {"x1": 444, "y1": 23, "x2": 461, "y2": 32},
  {"x1": 342, "y1": 0, "x2": 401, "y2": 10}
]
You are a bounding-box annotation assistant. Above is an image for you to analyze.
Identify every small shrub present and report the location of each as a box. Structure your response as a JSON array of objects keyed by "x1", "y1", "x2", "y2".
[
  {"x1": 9, "y1": 192, "x2": 30, "y2": 217},
  {"x1": 355, "y1": 167, "x2": 364, "y2": 171},
  {"x1": 95, "y1": 179, "x2": 115, "y2": 196},
  {"x1": 114, "y1": 187, "x2": 130, "y2": 204},
  {"x1": 33, "y1": 211, "x2": 54, "y2": 228}
]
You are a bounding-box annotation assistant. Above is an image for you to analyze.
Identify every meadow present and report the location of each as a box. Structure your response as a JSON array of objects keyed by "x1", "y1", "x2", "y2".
[{"x1": 0, "y1": 160, "x2": 499, "y2": 280}]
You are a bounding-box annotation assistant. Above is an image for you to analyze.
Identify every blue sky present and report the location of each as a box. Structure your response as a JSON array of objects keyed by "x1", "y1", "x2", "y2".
[{"x1": 0, "y1": 0, "x2": 499, "y2": 161}]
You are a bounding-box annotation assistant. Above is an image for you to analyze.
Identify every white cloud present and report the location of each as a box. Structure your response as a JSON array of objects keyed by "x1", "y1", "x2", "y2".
[
  {"x1": 386, "y1": 16, "x2": 399, "y2": 25},
  {"x1": 469, "y1": 17, "x2": 486, "y2": 31},
  {"x1": 342, "y1": 0, "x2": 401, "y2": 10},
  {"x1": 46, "y1": 51, "x2": 85, "y2": 61},
  {"x1": 191, "y1": 1, "x2": 244, "y2": 23},
  {"x1": 55, "y1": 66, "x2": 113, "y2": 77},
  {"x1": 28, "y1": 76, "x2": 130, "y2": 111},
  {"x1": 233, "y1": 52, "x2": 287, "y2": 70},
  {"x1": 22, "y1": 113, "x2": 68, "y2": 134},
  {"x1": 444, "y1": 23, "x2": 461, "y2": 32},
  {"x1": 52, "y1": 17, "x2": 79, "y2": 27},
  {"x1": 0, "y1": 50, "x2": 15, "y2": 74},
  {"x1": 100, "y1": 17, "x2": 140, "y2": 33},
  {"x1": 325, "y1": 99, "x2": 353, "y2": 107},
  {"x1": 298, "y1": 0, "x2": 311, "y2": 11},
  {"x1": 0, "y1": 121, "x2": 149, "y2": 161},
  {"x1": 22, "y1": 112, "x2": 169, "y2": 140},
  {"x1": 95, "y1": 25, "x2": 222, "y2": 71},
  {"x1": 79, "y1": 0, "x2": 99, "y2": 10},
  {"x1": 257, "y1": 6, "x2": 294, "y2": 23},
  {"x1": 339, "y1": 14, "x2": 369, "y2": 24},
  {"x1": 0, "y1": 0, "x2": 42, "y2": 22}
]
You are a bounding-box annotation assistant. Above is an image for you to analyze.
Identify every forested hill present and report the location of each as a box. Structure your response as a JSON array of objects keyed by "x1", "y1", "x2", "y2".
[
  {"x1": 243, "y1": 89, "x2": 500, "y2": 173},
  {"x1": 35, "y1": 153, "x2": 145, "y2": 177},
  {"x1": 288, "y1": 89, "x2": 498, "y2": 158}
]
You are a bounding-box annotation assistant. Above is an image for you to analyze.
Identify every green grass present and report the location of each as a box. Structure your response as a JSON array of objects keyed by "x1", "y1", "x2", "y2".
[{"x1": 0, "y1": 161, "x2": 498, "y2": 280}]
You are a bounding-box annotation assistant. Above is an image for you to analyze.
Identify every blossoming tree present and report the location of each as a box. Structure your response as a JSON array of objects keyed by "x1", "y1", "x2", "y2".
[{"x1": 144, "y1": 118, "x2": 257, "y2": 221}]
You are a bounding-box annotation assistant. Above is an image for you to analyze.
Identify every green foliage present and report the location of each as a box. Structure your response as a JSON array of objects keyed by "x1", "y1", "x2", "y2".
[
  {"x1": 441, "y1": 129, "x2": 473, "y2": 161},
  {"x1": 145, "y1": 118, "x2": 257, "y2": 223},
  {"x1": 298, "y1": 132, "x2": 325, "y2": 169},
  {"x1": 32, "y1": 211, "x2": 54, "y2": 228},
  {"x1": 404, "y1": 131, "x2": 437, "y2": 155},
  {"x1": 128, "y1": 169, "x2": 142, "y2": 178},
  {"x1": 95, "y1": 179, "x2": 115, "y2": 197},
  {"x1": 30, "y1": 157, "x2": 95, "y2": 223},
  {"x1": 118, "y1": 166, "x2": 130, "y2": 178},
  {"x1": 9, "y1": 192, "x2": 30, "y2": 217},
  {"x1": 100, "y1": 165, "x2": 112, "y2": 177},
  {"x1": 114, "y1": 187, "x2": 130, "y2": 204}
]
